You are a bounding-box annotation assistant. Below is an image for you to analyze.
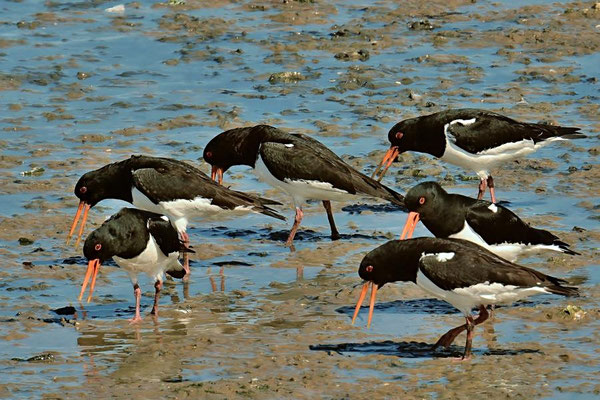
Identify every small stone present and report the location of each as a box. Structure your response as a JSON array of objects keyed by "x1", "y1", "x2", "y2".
[
  {"x1": 76, "y1": 72, "x2": 90, "y2": 80},
  {"x1": 18, "y1": 237, "x2": 34, "y2": 246}
]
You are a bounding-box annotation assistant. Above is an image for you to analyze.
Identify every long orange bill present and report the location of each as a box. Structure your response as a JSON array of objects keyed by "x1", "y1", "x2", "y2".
[
  {"x1": 367, "y1": 283, "x2": 378, "y2": 328},
  {"x1": 351, "y1": 282, "x2": 370, "y2": 324},
  {"x1": 79, "y1": 259, "x2": 100, "y2": 302},
  {"x1": 371, "y1": 146, "x2": 399, "y2": 181},
  {"x1": 87, "y1": 259, "x2": 101, "y2": 303},
  {"x1": 400, "y1": 211, "x2": 420, "y2": 240},
  {"x1": 66, "y1": 201, "x2": 84, "y2": 245},
  {"x1": 376, "y1": 147, "x2": 400, "y2": 182},
  {"x1": 74, "y1": 203, "x2": 91, "y2": 248}
]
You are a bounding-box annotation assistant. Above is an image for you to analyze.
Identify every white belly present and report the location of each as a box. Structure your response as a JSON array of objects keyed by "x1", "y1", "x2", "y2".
[
  {"x1": 113, "y1": 236, "x2": 180, "y2": 283},
  {"x1": 254, "y1": 155, "x2": 354, "y2": 207}
]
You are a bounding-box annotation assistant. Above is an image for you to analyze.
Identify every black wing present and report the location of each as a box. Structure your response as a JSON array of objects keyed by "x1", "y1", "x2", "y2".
[
  {"x1": 418, "y1": 240, "x2": 577, "y2": 296},
  {"x1": 465, "y1": 201, "x2": 555, "y2": 245},
  {"x1": 132, "y1": 164, "x2": 285, "y2": 220},
  {"x1": 147, "y1": 216, "x2": 192, "y2": 255},
  {"x1": 260, "y1": 142, "x2": 404, "y2": 206},
  {"x1": 445, "y1": 110, "x2": 581, "y2": 154}
]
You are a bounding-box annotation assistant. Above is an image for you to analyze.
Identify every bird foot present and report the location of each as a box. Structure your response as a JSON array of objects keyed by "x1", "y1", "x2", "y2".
[
  {"x1": 129, "y1": 316, "x2": 143, "y2": 324},
  {"x1": 452, "y1": 355, "x2": 472, "y2": 362}
]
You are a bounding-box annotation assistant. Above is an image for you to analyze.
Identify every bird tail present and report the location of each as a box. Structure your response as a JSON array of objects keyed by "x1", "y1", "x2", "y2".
[
  {"x1": 253, "y1": 205, "x2": 286, "y2": 221},
  {"x1": 165, "y1": 259, "x2": 187, "y2": 279},
  {"x1": 546, "y1": 284, "x2": 579, "y2": 297},
  {"x1": 534, "y1": 124, "x2": 586, "y2": 140},
  {"x1": 556, "y1": 240, "x2": 580, "y2": 256},
  {"x1": 349, "y1": 169, "x2": 406, "y2": 210}
]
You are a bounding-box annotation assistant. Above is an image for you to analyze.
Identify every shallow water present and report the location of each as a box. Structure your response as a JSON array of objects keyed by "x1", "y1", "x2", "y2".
[{"x1": 0, "y1": 0, "x2": 598, "y2": 398}]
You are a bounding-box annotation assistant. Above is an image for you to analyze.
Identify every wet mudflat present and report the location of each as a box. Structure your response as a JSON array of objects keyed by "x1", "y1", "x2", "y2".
[{"x1": 0, "y1": 0, "x2": 598, "y2": 398}]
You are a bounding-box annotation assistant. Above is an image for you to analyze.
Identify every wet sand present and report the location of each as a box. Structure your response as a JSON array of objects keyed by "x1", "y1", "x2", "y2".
[{"x1": 0, "y1": 0, "x2": 598, "y2": 398}]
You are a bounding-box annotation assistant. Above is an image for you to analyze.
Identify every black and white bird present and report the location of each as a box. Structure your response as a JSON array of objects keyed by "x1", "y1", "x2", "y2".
[
  {"x1": 80, "y1": 208, "x2": 192, "y2": 322},
  {"x1": 67, "y1": 155, "x2": 284, "y2": 275},
  {"x1": 351, "y1": 237, "x2": 578, "y2": 359},
  {"x1": 399, "y1": 181, "x2": 578, "y2": 262},
  {"x1": 203, "y1": 125, "x2": 405, "y2": 246},
  {"x1": 372, "y1": 108, "x2": 583, "y2": 203}
]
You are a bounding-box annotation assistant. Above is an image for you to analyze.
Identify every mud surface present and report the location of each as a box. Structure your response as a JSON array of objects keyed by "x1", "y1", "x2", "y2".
[{"x1": 0, "y1": 1, "x2": 599, "y2": 399}]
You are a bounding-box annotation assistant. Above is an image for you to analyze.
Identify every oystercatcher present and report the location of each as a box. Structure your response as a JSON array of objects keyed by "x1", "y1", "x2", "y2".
[
  {"x1": 352, "y1": 238, "x2": 578, "y2": 359},
  {"x1": 372, "y1": 108, "x2": 583, "y2": 203},
  {"x1": 67, "y1": 155, "x2": 285, "y2": 275},
  {"x1": 80, "y1": 208, "x2": 192, "y2": 322},
  {"x1": 203, "y1": 125, "x2": 405, "y2": 246},
  {"x1": 399, "y1": 181, "x2": 578, "y2": 261}
]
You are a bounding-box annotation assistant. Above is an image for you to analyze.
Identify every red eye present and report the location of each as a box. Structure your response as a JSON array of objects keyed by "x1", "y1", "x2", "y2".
[
  {"x1": 205, "y1": 151, "x2": 212, "y2": 158},
  {"x1": 366, "y1": 265, "x2": 374, "y2": 273},
  {"x1": 95, "y1": 243, "x2": 102, "y2": 251},
  {"x1": 395, "y1": 132, "x2": 403, "y2": 140},
  {"x1": 419, "y1": 196, "x2": 426, "y2": 205},
  {"x1": 80, "y1": 186, "x2": 87, "y2": 194}
]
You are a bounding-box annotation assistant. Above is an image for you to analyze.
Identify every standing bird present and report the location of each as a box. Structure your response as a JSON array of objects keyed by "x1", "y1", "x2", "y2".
[
  {"x1": 80, "y1": 208, "x2": 192, "y2": 322},
  {"x1": 372, "y1": 108, "x2": 583, "y2": 203},
  {"x1": 67, "y1": 155, "x2": 284, "y2": 275},
  {"x1": 352, "y1": 238, "x2": 578, "y2": 359},
  {"x1": 399, "y1": 181, "x2": 578, "y2": 262},
  {"x1": 203, "y1": 125, "x2": 405, "y2": 246}
]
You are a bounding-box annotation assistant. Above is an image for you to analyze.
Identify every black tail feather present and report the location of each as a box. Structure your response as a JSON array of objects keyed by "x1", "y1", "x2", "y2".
[{"x1": 546, "y1": 284, "x2": 579, "y2": 297}]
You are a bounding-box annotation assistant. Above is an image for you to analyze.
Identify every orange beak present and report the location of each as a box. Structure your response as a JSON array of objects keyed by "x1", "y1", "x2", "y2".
[
  {"x1": 211, "y1": 165, "x2": 224, "y2": 185},
  {"x1": 66, "y1": 201, "x2": 91, "y2": 247},
  {"x1": 371, "y1": 146, "x2": 399, "y2": 182},
  {"x1": 400, "y1": 211, "x2": 420, "y2": 240},
  {"x1": 79, "y1": 258, "x2": 101, "y2": 303},
  {"x1": 351, "y1": 281, "x2": 379, "y2": 328}
]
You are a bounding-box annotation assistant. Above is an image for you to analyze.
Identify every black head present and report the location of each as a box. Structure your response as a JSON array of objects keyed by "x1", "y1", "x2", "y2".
[
  {"x1": 387, "y1": 113, "x2": 446, "y2": 158},
  {"x1": 74, "y1": 170, "x2": 105, "y2": 207},
  {"x1": 83, "y1": 208, "x2": 149, "y2": 262},
  {"x1": 204, "y1": 125, "x2": 281, "y2": 171},
  {"x1": 358, "y1": 240, "x2": 426, "y2": 286},
  {"x1": 404, "y1": 181, "x2": 448, "y2": 215},
  {"x1": 74, "y1": 162, "x2": 133, "y2": 207}
]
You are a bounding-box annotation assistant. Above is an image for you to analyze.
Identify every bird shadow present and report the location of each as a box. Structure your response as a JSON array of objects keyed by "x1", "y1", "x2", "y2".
[
  {"x1": 336, "y1": 298, "x2": 460, "y2": 316},
  {"x1": 198, "y1": 226, "x2": 388, "y2": 243},
  {"x1": 341, "y1": 203, "x2": 407, "y2": 214},
  {"x1": 309, "y1": 340, "x2": 540, "y2": 359},
  {"x1": 336, "y1": 297, "x2": 553, "y2": 318}
]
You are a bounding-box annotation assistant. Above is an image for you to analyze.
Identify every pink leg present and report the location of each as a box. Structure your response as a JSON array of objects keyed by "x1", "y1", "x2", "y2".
[
  {"x1": 434, "y1": 305, "x2": 489, "y2": 349},
  {"x1": 462, "y1": 315, "x2": 476, "y2": 360},
  {"x1": 151, "y1": 280, "x2": 162, "y2": 316},
  {"x1": 180, "y1": 231, "x2": 191, "y2": 281},
  {"x1": 129, "y1": 284, "x2": 142, "y2": 323},
  {"x1": 487, "y1": 176, "x2": 497, "y2": 204},
  {"x1": 285, "y1": 207, "x2": 304, "y2": 246},
  {"x1": 477, "y1": 178, "x2": 487, "y2": 200}
]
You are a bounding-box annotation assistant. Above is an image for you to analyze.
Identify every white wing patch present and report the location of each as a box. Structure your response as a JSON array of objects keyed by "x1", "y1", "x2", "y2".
[
  {"x1": 487, "y1": 203, "x2": 498, "y2": 213},
  {"x1": 421, "y1": 252, "x2": 455, "y2": 262},
  {"x1": 284, "y1": 143, "x2": 294, "y2": 148}
]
